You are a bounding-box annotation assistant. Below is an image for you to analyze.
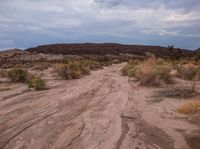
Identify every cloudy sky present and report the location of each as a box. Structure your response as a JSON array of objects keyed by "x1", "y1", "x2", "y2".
[{"x1": 0, "y1": 0, "x2": 200, "y2": 50}]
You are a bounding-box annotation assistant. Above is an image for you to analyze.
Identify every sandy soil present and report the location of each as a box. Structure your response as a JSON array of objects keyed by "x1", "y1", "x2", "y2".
[{"x1": 0, "y1": 63, "x2": 200, "y2": 149}]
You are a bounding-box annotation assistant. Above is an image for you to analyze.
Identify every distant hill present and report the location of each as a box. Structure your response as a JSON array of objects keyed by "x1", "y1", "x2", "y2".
[
  {"x1": 25, "y1": 43, "x2": 193, "y2": 58},
  {"x1": 0, "y1": 49, "x2": 27, "y2": 58}
]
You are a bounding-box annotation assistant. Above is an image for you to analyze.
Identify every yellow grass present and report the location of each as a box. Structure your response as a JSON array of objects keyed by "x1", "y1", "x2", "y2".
[{"x1": 178, "y1": 100, "x2": 200, "y2": 115}]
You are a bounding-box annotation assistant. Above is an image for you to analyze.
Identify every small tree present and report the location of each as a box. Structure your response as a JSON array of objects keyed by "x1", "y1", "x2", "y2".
[{"x1": 167, "y1": 45, "x2": 182, "y2": 61}]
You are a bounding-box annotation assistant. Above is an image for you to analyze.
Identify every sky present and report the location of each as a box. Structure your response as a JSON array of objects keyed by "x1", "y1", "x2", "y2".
[{"x1": 0, "y1": 0, "x2": 200, "y2": 50}]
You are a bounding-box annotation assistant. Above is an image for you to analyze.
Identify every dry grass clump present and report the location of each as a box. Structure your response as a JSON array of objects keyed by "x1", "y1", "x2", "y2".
[
  {"x1": 154, "y1": 65, "x2": 172, "y2": 83},
  {"x1": 89, "y1": 61, "x2": 103, "y2": 70},
  {"x1": 135, "y1": 58, "x2": 158, "y2": 86},
  {"x1": 121, "y1": 64, "x2": 135, "y2": 76},
  {"x1": 57, "y1": 62, "x2": 82, "y2": 79},
  {"x1": 122, "y1": 57, "x2": 172, "y2": 86},
  {"x1": 178, "y1": 100, "x2": 200, "y2": 115},
  {"x1": 8, "y1": 68, "x2": 28, "y2": 82},
  {"x1": 127, "y1": 67, "x2": 137, "y2": 78},
  {"x1": 54, "y1": 60, "x2": 95, "y2": 79},
  {"x1": 176, "y1": 64, "x2": 199, "y2": 80},
  {"x1": 28, "y1": 77, "x2": 46, "y2": 90},
  {"x1": 6, "y1": 67, "x2": 47, "y2": 91}
]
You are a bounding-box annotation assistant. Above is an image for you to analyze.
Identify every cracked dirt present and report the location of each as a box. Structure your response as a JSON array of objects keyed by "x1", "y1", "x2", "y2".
[{"x1": 0, "y1": 63, "x2": 200, "y2": 149}]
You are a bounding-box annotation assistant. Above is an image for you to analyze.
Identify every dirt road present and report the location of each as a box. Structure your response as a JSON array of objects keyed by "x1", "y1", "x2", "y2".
[{"x1": 0, "y1": 63, "x2": 199, "y2": 149}]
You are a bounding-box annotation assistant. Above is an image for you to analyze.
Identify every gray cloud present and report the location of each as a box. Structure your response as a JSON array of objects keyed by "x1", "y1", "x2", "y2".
[{"x1": 0, "y1": 0, "x2": 199, "y2": 50}]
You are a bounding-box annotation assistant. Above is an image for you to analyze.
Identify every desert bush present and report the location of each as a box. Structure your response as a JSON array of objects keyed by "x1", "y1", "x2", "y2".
[
  {"x1": 121, "y1": 64, "x2": 135, "y2": 76},
  {"x1": 127, "y1": 67, "x2": 137, "y2": 78},
  {"x1": 8, "y1": 68, "x2": 28, "y2": 82},
  {"x1": 54, "y1": 59, "x2": 110, "y2": 79},
  {"x1": 89, "y1": 61, "x2": 103, "y2": 70},
  {"x1": 28, "y1": 77, "x2": 46, "y2": 90},
  {"x1": 79, "y1": 64, "x2": 91, "y2": 75},
  {"x1": 54, "y1": 62, "x2": 84, "y2": 79},
  {"x1": 134, "y1": 57, "x2": 159, "y2": 86},
  {"x1": 154, "y1": 65, "x2": 172, "y2": 83},
  {"x1": 70, "y1": 70, "x2": 82, "y2": 79},
  {"x1": 178, "y1": 100, "x2": 200, "y2": 115},
  {"x1": 176, "y1": 64, "x2": 198, "y2": 80},
  {"x1": 123, "y1": 57, "x2": 172, "y2": 86},
  {"x1": 135, "y1": 66, "x2": 158, "y2": 86}
]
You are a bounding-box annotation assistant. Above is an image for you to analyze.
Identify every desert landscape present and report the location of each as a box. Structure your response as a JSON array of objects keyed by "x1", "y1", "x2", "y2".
[{"x1": 0, "y1": 44, "x2": 200, "y2": 149}]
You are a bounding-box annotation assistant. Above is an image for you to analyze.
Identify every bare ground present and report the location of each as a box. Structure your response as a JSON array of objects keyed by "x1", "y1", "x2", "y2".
[{"x1": 0, "y1": 63, "x2": 200, "y2": 149}]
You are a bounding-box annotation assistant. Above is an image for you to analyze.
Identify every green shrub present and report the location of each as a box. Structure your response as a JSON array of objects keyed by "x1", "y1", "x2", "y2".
[
  {"x1": 8, "y1": 68, "x2": 28, "y2": 82},
  {"x1": 28, "y1": 77, "x2": 46, "y2": 90}
]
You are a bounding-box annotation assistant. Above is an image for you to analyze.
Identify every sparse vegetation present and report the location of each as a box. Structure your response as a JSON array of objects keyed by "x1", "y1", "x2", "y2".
[
  {"x1": 122, "y1": 57, "x2": 172, "y2": 86},
  {"x1": 54, "y1": 60, "x2": 98, "y2": 79},
  {"x1": 178, "y1": 100, "x2": 200, "y2": 115},
  {"x1": 176, "y1": 64, "x2": 198, "y2": 80},
  {"x1": 121, "y1": 64, "x2": 134, "y2": 76},
  {"x1": 32, "y1": 63, "x2": 50, "y2": 71},
  {"x1": 28, "y1": 77, "x2": 46, "y2": 90},
  {"x1": 8, "y1": 68, "x2": 28, "y2": 82},
  {"x1": 154, "y1": 64, "x2": 172, "y2": 83},
  {"x1": 176, "y1": 64, "x2": 200, "y2": 93},
  {"x1": 127, "y1": 67, "x2": 137, "y2": 78}
]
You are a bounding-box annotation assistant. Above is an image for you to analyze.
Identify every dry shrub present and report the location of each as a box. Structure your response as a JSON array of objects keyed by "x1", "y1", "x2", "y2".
[
  {"x1": 79, "y1": 65, "x2": 91, "y2": 75},
  {"x1": 53, "y1": 64, "x2": 65, "y2": 74},
  {"x1": 89, "y1": 61, "x2": 103, "y2": 70},
  {"x1": 135, "y1": 65, "x2": 158, "y2": 86},
  {"x1": 135, "y1": 57, "x2": 171, "y2": 86},
  {"x1": 127, "y1": 67, "x2": 137, "y2": 78},
  {"x1": 28, "y1": 77, "x2": 46, "y2": 90},
  {"x1": 70, "y1": 70, "x2": 82, "y2": 79},
  {"x1": 178, "y1": 100, "x2": 200, "y2": 115},
  {"x1": 177, "y1": 64, "x2": 198, "y2": 80},
  {"x1": 122, "y1": 57, "x2": 172, "y2": 86},
  {"x1": 8, "y1": 68, "x2": 28, "y2": 82},
  {"x1": 53, "y1": 61, "x2": 92, "y2": 79},
  {"x1": 154, "y1": 64, "x2": 172, "y2": 83},
  {"x1": 121, "y1": 64, "x2": 135, "y2": 76}
]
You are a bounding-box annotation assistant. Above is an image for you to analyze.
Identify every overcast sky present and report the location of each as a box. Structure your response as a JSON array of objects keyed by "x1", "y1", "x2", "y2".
[{"x1": 0, "y1": 0, "x2": 200, "y2": 50}]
